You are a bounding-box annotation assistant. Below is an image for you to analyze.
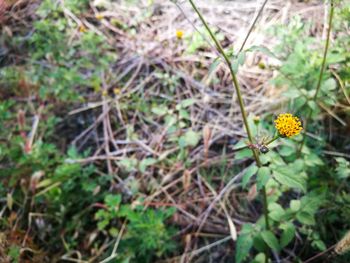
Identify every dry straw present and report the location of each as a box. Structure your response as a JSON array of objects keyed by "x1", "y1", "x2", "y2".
[{"x1": 335, "y1": 231, "x2": 350, "y2": 255}]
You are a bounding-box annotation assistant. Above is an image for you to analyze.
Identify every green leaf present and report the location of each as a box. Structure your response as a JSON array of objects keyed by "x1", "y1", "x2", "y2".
[
  {"x1": 312, "y1": 239, "x2": 327, "y2": 251},
  {"x1": 273, "y1": 168, "x2": 306, "y2": 192},
  {"x1": 280, "y1": 223, "x2": 295, "y2": 247},
  {"x1": 209, "y1": 57, "x2": 221, "y2": 75},
  {"x1": 253, "y1": 233, "x2": 267, "y2": 251},
  {"x1": 152, "y1": 105, "x2": 168, "y2": 116},
  {"x1": 177, "y1": 98, "x2": 196, "y2": 109},
  {"x1": 8, "y1": 245, "x2": 20, "y2": 262},
  {"x1": 296, "y1": 211, "x2": 315, "y2": 225},
  {"x1": 304, "y1": 153, "x2": 323, "y2": 167},
  {"x1": 252, "y1": 253, "x2": 266, "y2": 263},
  {"x1": 279, "y1": 146, "x2": 295, "y2": 157},
  {"x1": 179, "y1": 130, "x2": 200, "y2": 148},
  {"x1": 236, "y1": 227, "x2": 254, "y2": 263},
  {"x1": 242, "y1": 164, "x2": 258, "y2": 188},
  {"x1": 105, "y1": 194, "x2": 121, "y2": 208},
  {"x1": 335, "y1": 157, "x2": 350, "y2": 179},
  {"x1": 139, "y1": 158, "x2": 157, "y2": 173},
  {"x1": 326, "y1": 52, "x2": 345, "y2": 64},
  {"x1": 257, "y1": 167, "x2": 270, "y2": 191},
  {"x1": 231, "y1": 60, "x2": 239, "y2": 73},
  {"x1": 248, "y1": 45, "x2": 278, "y2": 58},
  {"x1": 268, "y1": 203, "x2": 285, "y2": 221},
  {"x1": 261, "y1": 230, "x2": 280, "y2": 251},
  {"x1": 283, "y1": 88, "x2": 300, "y2": 99},
  {"x1": 179, "y1": 109, "x2": 190, "y2": 120},
  {"x1": 238, "y1": 52, "x2": 246, "y2": 65},
  {"x1": 307, "y1": 101, "x2": 318, "y2": 111},
  {"x1": 118, "y1": 157, "x2": 138, "y2": 172},
  {"x1": 290, "y1": 200, "x2": 301, "y2": 212},
  {"x1": 321, "y1": 78, "x2": 336, "y2": 92},
  {"x1": 235, "y1": 148, "x2": 253, "y2": 160}
]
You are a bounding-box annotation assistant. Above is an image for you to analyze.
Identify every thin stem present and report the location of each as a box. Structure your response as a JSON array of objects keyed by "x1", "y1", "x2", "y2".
[
  {"x1": 188, "y1": 0, "x2": 270, "y2": 260},
  {"x1": 313, "y1": 0, "x2": 334, "y2": 101},
  {"x1": 266, "y1": 135, "x2": 280, "y2": 145},
  {"x1": 297, "y1": 0, "x2": 334, "y2": 156},
  {"x1": 238, "y1": 0, "x2": 269, "y2": 53},
  {"x1": 187, "y1": 0, "x2": 255, "y2": 146}
]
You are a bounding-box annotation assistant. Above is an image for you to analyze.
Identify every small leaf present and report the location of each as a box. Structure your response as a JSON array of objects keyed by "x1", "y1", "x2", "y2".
[
  {"x1": 321, "y1": 78, "x2": 336, "y2": 92},
  {"x1": 252, "y1": 253, "x2": 266, "y2": 263},
  {"x1": 297, "y1": 211, "x2": 315, "y2": 225},
  {"x1": 261, "y1": 230, "x2": 280, "y2": 252},
  {"x1": 312, "y1": 239, "x2": 327, "y2": 251},
  {"x1": 235, "y1": 148, "x2": 253, "y2": 160},
  {"x1": 273, "y1": 169, "x2": 306, "y2": 192},
  {"x1": 139, "y1": 158, "x2": 157, "y2": 173},
  {"x1": 105, "y1": 194, "x2": 121, "y2": 209},
  {"x1": 179, "y1": 130, "x2": 200, "y2": 148},
  {"x1": 248, "y1": 45, "x2": 278, "y2": 58},
  {"x1": 209, "y1": 57, "x2": 221, "y2": 75},
  {"x1": 307, "y1": 101, "x2": 318, "y2": 111},
  {"x1": 238, "y1": 52, "x2": 246, "y2": 65},
  {"x1": 236, "y1": 226, "x2": 253, "y2": 263},
  {"x1": 268, "y1": 203, "x2": 285, "y2": 221},
  {"x1": 290, "y1": 200, "x2": 301, "y2": 212},
  {"x1": 280, "y1": 223, "x2": 295, "y2": 248},
  {"x1": 279, "y1": 146, "x2": 295, "y2": 157},
  {"x1": 242, "y1": 164, "x2": 258, "y2": 188},
  {"x1": 179, "y1": 109, "x2": 190, "y2": 120},
  {"x1": 118, "y1": 157, "x2": 138, "y2": 172},
  {"x1": 257, "y1": 167, "x2": 270, "y2": 190},
  {"x1": 152, "y1": 105, "x2": 168, "y2": 116},
  {"x1": 177, "y1": 98, "x2": 196, "y2": 109},
  {"x1": 231, "y1": 60, "x2": 239, "y2": 73}
]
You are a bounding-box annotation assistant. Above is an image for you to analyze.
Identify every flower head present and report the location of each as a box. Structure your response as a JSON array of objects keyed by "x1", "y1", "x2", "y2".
[
  {"x1": 113, "y1": 88, "x2": 121, "y2": 95},
  {"x1": 176, "y1": 30, "x2": 184, "y2": 39},
  {"x1": 95, "y1": 13, "x2": 104, "y2": 20},
  {"x1": 274, "y1": 113, "x2": 303, "y2": 137},
  {"x1": 78, "y1": 25, "x2": 88, "y2": 33}
]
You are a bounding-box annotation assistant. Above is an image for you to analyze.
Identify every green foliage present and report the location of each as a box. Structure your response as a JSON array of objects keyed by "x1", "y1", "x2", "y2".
[
  {"x1": 1, "y1": 0, "x2": 350, "y2": 262},
  {"x1": 95, "y1": 194, "x2": 176, "y2": 262},
  {"x1": 233, "y1": 4, "x2": 350, "y2": 262}
]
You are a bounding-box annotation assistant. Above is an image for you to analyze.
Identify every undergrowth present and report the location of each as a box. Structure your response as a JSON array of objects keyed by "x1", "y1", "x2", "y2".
[{"x1": 0, "y1": 0, "x2": 350, "y2": 262}]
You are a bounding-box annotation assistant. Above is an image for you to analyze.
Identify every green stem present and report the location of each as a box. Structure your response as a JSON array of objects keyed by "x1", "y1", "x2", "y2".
[
  {"x1": 188, "y1": 0, "x2": 255, "y2": 144},
  {"x1": 266, "y1": 135, "x2": 280, "y2": 145},
  {"x1": 297, "y1": 0, "x2": 334, "y2": 156},
  {"x1": 188, "y1": 0, "x2": 270, "y2": 260},
  {"x1": 238, "y1": 0, "x2": 269, "y2": 53}
]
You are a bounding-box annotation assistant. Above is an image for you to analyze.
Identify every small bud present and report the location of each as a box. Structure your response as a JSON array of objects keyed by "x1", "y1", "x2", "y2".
[
  {"x1": 176, "y1": 30, "x2": 184, "y2": 39},
  {"x1": 95, "y1": 13, "x2": 104, "y2": 20},
  {"x1": 79, "y1": 25, "x2": 88, "y2": 33},
  {"x1": 259, "y1": 145, "x2": 269, "y2": 154},
  {"x1": 113, "y1": 88, "x2": 121, "y2": 95},
  {"x1": 258, "y1": 62, "x2": 266, "y2": 69},
  {"x1": 102, "y1": 90, "x2": 108, "y2": 97},
  {"x1": 253, "y1": 116, "x2": 260, "y2": 125}
]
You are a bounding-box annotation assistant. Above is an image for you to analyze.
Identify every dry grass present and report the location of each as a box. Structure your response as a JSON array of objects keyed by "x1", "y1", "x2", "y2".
[{"x1": 1, "y1": 0, "x2": 329, "y2": 261}]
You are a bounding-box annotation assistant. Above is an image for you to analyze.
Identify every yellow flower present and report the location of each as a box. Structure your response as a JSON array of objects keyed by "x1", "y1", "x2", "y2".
[
  {"x1": 113, "y1": 88, "x2": 121, "y2": 95},
  {"x1": 274, "y1": 113, "x2": 303, "y2": 138},
  {"x1": 102, "y1": 90, "x2": 108, "y2": 97},
  {"x1": 95, "y1": 13, "x2": 104, "y2": 20},
  {"x1": 79, "y1": 25, "x2": 88, "y2": 33},
  {"x1": 176, "y1": 30, "x2": 184, "y2": 39}
]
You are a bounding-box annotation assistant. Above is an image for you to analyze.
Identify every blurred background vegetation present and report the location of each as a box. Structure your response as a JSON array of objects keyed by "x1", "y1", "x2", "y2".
[{"x1": 0, "y1": 0, "x2": 350, "y2": 262}]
